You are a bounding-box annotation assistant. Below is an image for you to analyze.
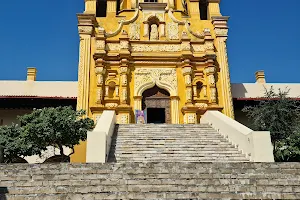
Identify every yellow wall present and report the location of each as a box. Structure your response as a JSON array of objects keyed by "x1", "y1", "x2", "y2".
[{"x1": 73, "y1": 0, "x2": 232, "y2": 162}]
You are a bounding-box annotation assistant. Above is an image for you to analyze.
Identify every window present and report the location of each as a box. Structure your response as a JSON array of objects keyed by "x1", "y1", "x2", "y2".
[
  {"x1": 199, "y1": 0, "x2": 208, "y2": 20},
  {"x1": 96, "y1": 0, "x2": 107, "y2": 17}
]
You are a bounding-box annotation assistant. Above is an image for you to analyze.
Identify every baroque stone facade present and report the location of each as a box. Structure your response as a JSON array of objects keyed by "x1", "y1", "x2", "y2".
[{"x1": 76, "y1": 0, "x2": 233, "y2": 132}]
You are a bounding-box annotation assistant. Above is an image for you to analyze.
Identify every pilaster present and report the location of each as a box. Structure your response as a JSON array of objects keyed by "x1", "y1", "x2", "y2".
[
  {"x1": 84, "y1": 0, "x2": 97, "y2": 14},
  {"x1": 205, "y1": 58, "x2": 217, "y2": 105},
  {"x1": 190, "y1": 0, "x2": 200, "y2": 19},
  {"x1": 207, "y1": 0, "x2": 221, "y2": 19},
  {"x1": 107, "y1": 0, "x2": 117, "y2": 13},
  {"x1": 212, "y1": 16, "x2": 234, "y2": 118},
  {"x1": 95, "y1": 59, "x2": 106, "y2": 105},
  {"x1": 170, "y1": 96, "x2": 180, "y2": 124},
  {"x1": 77, "y1": 14, "x2": 95, "y2": 114}
]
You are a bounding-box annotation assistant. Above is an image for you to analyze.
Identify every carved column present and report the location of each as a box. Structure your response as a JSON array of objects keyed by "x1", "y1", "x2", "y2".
[
  {"x1": 134, "y1": 96, "x2": 142, "y2": 111},
  {"x1": 205, "y1": 60, "x2": 217, "y2": 105},
  {"x1": 77, "y1": 14, "x2": 95, "y2": 113},
  {"x1": 143, "y1": 22, "x2": 149, "y2": 37},
  {"x1": 212, "y1": 16, "x2": 234, "y2": 118},
  {"x1": 95, "y1": 59, "x2": 106, "y2": 105},
  {"x1": 159, "y1": 21, "x2": 166, "y2": 37},
  {"x1": 182, "y1": 60, "x2": 193, "y2": 105},
  {"x1": 120, "y1": 59, "x2": 130, "y2": 105},
  {"x1": 171, "y1": 96, "x2": 180, "y2": 124}
]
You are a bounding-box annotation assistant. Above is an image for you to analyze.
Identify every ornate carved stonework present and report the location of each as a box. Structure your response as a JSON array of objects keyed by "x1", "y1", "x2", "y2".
[
  {"x1": 77, "y1": 39, "x2": 85, "y2": 109},
  {"x1": 105, "y1": 103, "x2": 118, "y2": 108},
  {"x1": 210, "y1": 87, "x2": 217, "y2": 102},
  {"x1": 192, "y1": 44, "x2": 205, "y2": 52},
  {"x1": 129, "y1": 23, "x2": 140, "y2": 40},
  {"x1": 96, "y1": 40, "x2": 105, "y2": 50},
  {"x1": 181, "y1": 43, "x2": 191, "y2": 51},
  {"x1": 195, "y1": 103, "x2": 208, "y2": 109},
  {"x1": 215, "y1": 28, "x2": 228, "y2": 36},
  {"x1": 150, "y1": 24, "x2": 159, "y2": 41},
  {"x1": 106, "y1": 43, "x2": 120, "y2": 51},
  {"x1": 119, "y1": 114, "x2": 129, "y2": 124},
  {"x1": 78, "y1": 26, "x2": 93, "y2": 35},
  {"x1": 167, "y1": 22, "x2": 179, "y2": 40},
  {"x1": 184, "y1": 113, "x2": 196, "y2": 124},
  {"x1": 204, "y1": 41, "x2": 214, "y2": 51},
  {"x1": 131, "y1": 44, "x2": 181, "y2": 52},
  {"x1": 209, "y1": 74, "x2": 216, "y2": 86},
  {"x1": 134, "y1": 68, "x2": 178, "y2": 96},
  {"x1": 120, "y1": 40, "x2": 129, "y2": 50}
]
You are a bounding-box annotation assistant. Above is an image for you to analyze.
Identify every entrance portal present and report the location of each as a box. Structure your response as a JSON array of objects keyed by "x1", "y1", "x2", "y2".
[
  {"x1": 147, "y1": 108, "x2": 165, "y2": 123},
  {"x1": 142, "y1": 86, "x2": 171, "y2": 124}
]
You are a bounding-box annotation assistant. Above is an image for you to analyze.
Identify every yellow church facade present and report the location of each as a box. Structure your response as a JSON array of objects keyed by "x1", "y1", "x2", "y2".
[
  {"x1": 77, "y1": 0, "x2": 233, "y2": 123},
  {"x1": 73, "y1": 0, "x2": 234, "y2": 162}
]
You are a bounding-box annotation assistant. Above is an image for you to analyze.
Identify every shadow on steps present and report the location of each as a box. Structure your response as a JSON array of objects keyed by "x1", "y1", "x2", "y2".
[{"x1": 0, "y1": 187, "x2": 8, "y2": 200}]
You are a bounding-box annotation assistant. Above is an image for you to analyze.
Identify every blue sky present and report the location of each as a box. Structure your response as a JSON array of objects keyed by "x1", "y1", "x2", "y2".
[{"x1": 0, "y1": 0, "x2": 299, "y2": 83}]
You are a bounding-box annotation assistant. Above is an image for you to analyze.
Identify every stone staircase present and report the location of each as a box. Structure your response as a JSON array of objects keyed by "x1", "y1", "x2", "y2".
[
  {"x1": 108, "y1": 124, "x2": 249, "y2": 163},
  {"x1": 1, "y1": 162, "x2": 300, "y2": 199}
]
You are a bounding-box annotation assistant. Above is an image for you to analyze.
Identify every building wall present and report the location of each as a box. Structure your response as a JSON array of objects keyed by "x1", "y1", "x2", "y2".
[
  {"x1": 0, "y1": 109, "x2": 32, "y2": 126},
  {"x1": 73, "y1": 0, "x2": 233, "y2": 163}
]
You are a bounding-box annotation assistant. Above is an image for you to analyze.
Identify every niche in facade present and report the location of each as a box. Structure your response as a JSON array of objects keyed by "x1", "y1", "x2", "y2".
[{"x1": 148, "y1": 16, "x2": 160, "y2": 41}]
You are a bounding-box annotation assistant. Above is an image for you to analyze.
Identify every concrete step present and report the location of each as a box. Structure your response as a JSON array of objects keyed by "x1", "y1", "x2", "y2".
[{"x1": 1, "y1": 163, "x2": 300, "y2": 199}]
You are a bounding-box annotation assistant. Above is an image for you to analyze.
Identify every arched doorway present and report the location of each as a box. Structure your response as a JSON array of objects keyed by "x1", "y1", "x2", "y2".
[{"x1": 142, "y1": 86, "x2": 171, "y2": 124}]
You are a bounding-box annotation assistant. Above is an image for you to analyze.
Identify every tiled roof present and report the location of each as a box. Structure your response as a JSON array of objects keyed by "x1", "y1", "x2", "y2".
[
  {"x1": 0, "y1": 81, "x2": 77, "y2": 99},
  {"x1": 231, "y1": 83, "x2": 300, "y2": 100}
]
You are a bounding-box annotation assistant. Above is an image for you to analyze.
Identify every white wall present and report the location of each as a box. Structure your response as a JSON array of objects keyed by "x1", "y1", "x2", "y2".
[{"x1": 201, "y1": 111, "x2": 274, "y2": 162}]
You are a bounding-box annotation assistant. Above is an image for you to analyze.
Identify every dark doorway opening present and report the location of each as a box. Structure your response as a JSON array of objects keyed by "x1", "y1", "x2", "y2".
[{"x1": 147, "y1": 108, "x2": 165, "y2": 123}]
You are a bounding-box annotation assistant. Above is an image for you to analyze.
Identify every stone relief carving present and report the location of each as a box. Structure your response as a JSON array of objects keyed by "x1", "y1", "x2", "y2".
[
  {"x1": 215, "y1": 28, "x2": 228, "y2": 36},
  {"x1": 205, "y1": 41, "x2": 214, "y2": 51},
  {"x1": 195, "y1": 103, "x2": 208, "y2": 109},
  {"x1": 131, "y1": 44, "x2": 181, "y2": 52},
  {"x1": 122, "y1": 88, "x2": 127, "y2": 102},
  {"x1": 209, "y1": 74, "x2": 215, "y2": 86},
  {"x1": 120, "y1": 40, "x2": 129, "y2": 49},
  {"x1": 96, "y1": 88, "x2": 103, "y2": 104},
  {"x1": 106, "y1": 43, "x2": 120, "y2": 51},
  {"x1": 77, "y1": 39, "x2": 85, "y2": 107},
  {"x1": 129, "y1": 23, "x2": 140, "y2": 40},
  {"x1": 210, "y1": 88, "x2": 217, "y2": 102},
  {"x1": 192, "y1": 44, "x2": 205, "y2": 52},
  {"x1": 182, "y1": 67, "x2": 192, "y2": 75},
  {"x1": 186, "y1": 87, "x2": 192, "y2": 101},
  {"x1": 96, "y1": 40, "x2": 105, "y2": 50},
  {"x1": 181, "y1": 43, "x2": 191, "y2": 51},
  {"x1": 78, "y1": 26, "x2": 93, "y2": 35},
  {"x1": 184, "y1": 113, "x2": 195, "y2": 124},
  {"x1": 119, "y1": 114, "x2": 129, "y2": 124},
  {"x1": 122, "y1": 74, "x2": 127, "y2": 86},
  {"x1": 150, "y1": 24, "x2": 159, "y2": 41},
  {"x1": 167, "y1": 22, "x2": 179, "y2": 40},
  {"x1": 134, "y1": 68, "x2": 178, "y2": 95},
  {"x1": 105, "y1": 103, "x2": 118, "y2": 108}
]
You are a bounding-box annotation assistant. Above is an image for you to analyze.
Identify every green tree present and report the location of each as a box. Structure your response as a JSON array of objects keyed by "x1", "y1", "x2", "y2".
[
  {"x1": 18, "y1": 106, "x2": 94, "y2": 160},
  {"x1": 243, "y1": 87, "x2": 300, "y2": 161},
  {"x1": 0, "y1": 124, "x2": 40, "y2": 163}
]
